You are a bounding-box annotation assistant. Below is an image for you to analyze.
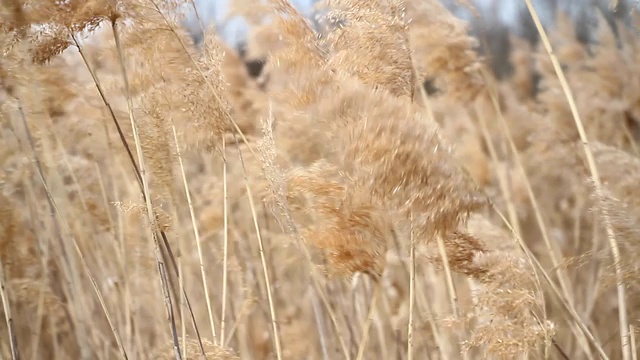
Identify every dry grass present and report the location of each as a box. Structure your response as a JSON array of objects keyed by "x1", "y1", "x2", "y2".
[{"x1": 1, "y1": 0, "x2": 640, "y2": 359}]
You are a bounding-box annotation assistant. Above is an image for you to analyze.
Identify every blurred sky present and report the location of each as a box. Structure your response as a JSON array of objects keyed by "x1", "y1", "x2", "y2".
[
  {"x1": 185, "y1": 0, "x2": 635, "y2": 46},
  {"x1": 186, "y1": 0, "x2": 317, "y2": 45}
]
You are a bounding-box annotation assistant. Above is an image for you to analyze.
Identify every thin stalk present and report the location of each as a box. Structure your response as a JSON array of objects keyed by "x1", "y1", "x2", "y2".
[
  {"x1": 552, "y1": 338, "x2": 572, "y2": 360},
  {"x1": 110, "y1": 21, "x2": 183, "y2": 360},
  {"x1": 491, "y1": 205, "x2": 609, "y2": 360},
  {"x1": 0, "y1": 258, "x2": 19, "y2": 360},
  {"x1": 409, "y1": 35, "x2": 465, "y2": 354},
  {"x1": 106, "y1": 21, "x2": 209, "y2": 355},
  {"x1": 630, "y1": 325, "x2": 637, "y2": 360},
  {"x1": 179, "y1": 217, "x2": 186, "y2": 360},
  {"x1": 29, "y1": 283, "x2": 46, "y2": 360},
  {"x1": 95, "y1": 158, "x2": 136, "y2": 355},
  {"x1": 188, "y1": 0, "x2": 206, "y2": 37},
  {"x1": 16, "y1": 101, "x2": 128, "y2": 360},
  {"x1": 260, "y1": 108, "x2": 352, "y2": 360},
  {"x1": 475, "y1": 111, "x2": 523, "y2": 238},
  {"x1": 158, "y1": 256, "x2": 181, "y2": 360},
  {"x1": 23, "y1": 174, "x2": 54, "y2": 360},
  {"x1": 149, "y1": 0, "x2": 259, "y2": 160},
  {"x1": 220, "y1": 135, "x2": 230, "y2": 346},
  {"x1": 311, "y1": 286, "x2": 330, "y2": 360},
  {"x1": 436, "y1": 235, "x2": 460, "y2": 318},
  {"x1": 9, "y1": 109, "x2": 84, "y2": 354},
  {"x1": 478, "y1": 69, "x2": 594, "y2": 358},
  {"x1": 390, "y1": 226, "x2": 446, "y2": 360},
  {"x1": 372, "y1": 292, "x2": 388, "y2": 360},
  {"x1": 151, "y1": 5, "x2": 349, "y2": 358},
  {"x1": 29, "y1": 198, "x2": 52, "y2": 360},
  {"x1": 479, "y1": 69, "x2": 573, "y2": 300},
  {"x1": 70, "y1": 36, "x2": 142, "y2": 188},
  {"x1": 355, "y1": 280, "x2": 381, "y2": 360},
  {"x1": 524, "y1": 2, "x2": 629, "y2": 359},
  {"x1": 230, "y1": 132, "x2": 283, "y2": 360},
  {"x1": 407, "y1": 216, "x2": 416, "y2": 360},
  {"x1": 312, "y1": 277, "x2": 351, "y2": 360},
  {"x1": 170, "y1": 121, "x2": 218, "y2": 344},
  {"x1": 70, "y1": 41, "x2": 197, "y2": 340}
]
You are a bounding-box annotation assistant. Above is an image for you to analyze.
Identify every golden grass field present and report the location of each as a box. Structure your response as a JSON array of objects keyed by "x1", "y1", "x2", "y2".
[{"x1": 2, "y1": 0, "x2": 640, "y2": 359}]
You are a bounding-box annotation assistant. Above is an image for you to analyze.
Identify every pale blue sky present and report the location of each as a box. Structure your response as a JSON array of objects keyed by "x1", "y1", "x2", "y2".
[
  {"x1": 186, "y1": 0, "x2": 317, "y2": 45},
  {"x1": 184, "y1": 0, "x2": 636, "y2": 46}
]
